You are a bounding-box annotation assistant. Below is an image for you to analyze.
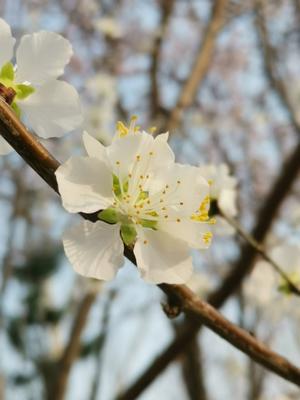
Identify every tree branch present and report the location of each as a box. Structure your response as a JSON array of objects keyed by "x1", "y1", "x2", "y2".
[
  {"x1": 165, "y1": 0, "x2": 228, "y2": 132},
  {"x1": 1, "y1": 98, "x2": 300, "y2": 397},
  {"x1": 48, "y1": 291, "x2": 97, "y2": 400},
  {"x1": 115, "y1": 139, "x2": 300, "y2": 398},
  {"x1": 150, "y1": 0, "x2": 175, "y2": 118}
]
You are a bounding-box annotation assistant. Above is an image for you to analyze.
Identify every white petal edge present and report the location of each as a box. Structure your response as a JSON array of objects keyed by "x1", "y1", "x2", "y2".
[
  {"x1": 63, "y1": 220, "x2": 124, "y2": 280},
  {"x1": 16, "y1": 31, "x2": 73, "y2": 85},
  {"x1": 0, "y1": 136, "x2": 13, "y2": 155},
  {"x1": 18, "y1": 80, "x2": 83, "y2": 139},
  {"x1": 82, "y1": 131, "x2": 109, "y2": 166},
  {"x1": 55, "y1": 156, "x2": 114, "y2": 213},
  {"x1": 134, "y1": 227, "x2": 193, "y2": 284},
  {"x1": 0, "y1": 18, "x2": 15, "y2": 67}
]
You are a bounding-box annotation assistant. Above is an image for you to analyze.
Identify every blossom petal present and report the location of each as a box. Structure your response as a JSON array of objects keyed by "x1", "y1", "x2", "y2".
[
  {"x1": 18, "y1": 80, "x2": 83, "y2": 139},
  {"x1": 16, "y1": 31, "x2": 73, "y2": 85},
  {"x1": 218, "y1": 189, "x2": 237, "y2": 217},
  {"x1": 134, "y1": 227, "x2": 193, "y2": 284},
  {"x1": 149, "y1": 163, "x2": 210, "y2": 216},
  {"x1": 107, "y1": 131, "x2": 175, "y2": 180},
  {"x1": 82, "y1": 131, "x2": 109, "y2": 166},
  {"x1": 158, "y1": 220, "x2": 211, "y2": 249},
  {"x1": 63, "y1": 220, "x2": 124, "y2": 280},
  {"x1": 55, "y1": 156, "x2": 114, "y2": 213},
  {"x1": 0, "y1": 136, "x2": 13, "y2": 155},
  {"x1": 0, "y1": 18, "x2": 15, "y2": 66}
]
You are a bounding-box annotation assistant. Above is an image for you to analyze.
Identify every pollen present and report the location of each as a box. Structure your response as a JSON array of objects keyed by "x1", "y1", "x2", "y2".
[
  {"x1": 208, "y1": 179, "x2": 213, "y2": 185},
  {"x1": 177, "y1": 180, "x2": 181, "y2": 184},
  {"x1": 136, "y1": 155, "x2": 141, "y2": 161},
  {"x1": 149, "y1": 151, "x2": 154, "y2": 156},
  {"x1": 176, "y1": 218, "x2": 181, "y2": 222},
  {"x1": 164, "y1": 215, "x2": 168, "y2": 219},
  {"x1": 129, "y1": 173, "x2": 132, "y2": 178},
  {"x1": 140, "y1": 175, "x2": 144, "y2": 179},
  {"x1": 116, "y1": 161, "x2": 120, "y2": 165},
  {"x1": 149, "y1": 126, "x2": 157, "y2": 134},
  {"x1": 203, "y1": 232, "x2": 213, "y2": 245},
  {"x1": 143, "y1": 240, "x2": 148, "y2": 244}
]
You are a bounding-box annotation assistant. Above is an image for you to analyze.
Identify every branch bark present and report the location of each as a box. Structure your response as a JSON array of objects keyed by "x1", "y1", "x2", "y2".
[
  {"x1": 1, "y1": 99, "x2": 300, "y2": 397},
  {"x1": 165, "y1": 0, "x2": 228, "y2": 132},
  {"x1": 48, "y1": 291, "x2": 97, "y2": 400}
]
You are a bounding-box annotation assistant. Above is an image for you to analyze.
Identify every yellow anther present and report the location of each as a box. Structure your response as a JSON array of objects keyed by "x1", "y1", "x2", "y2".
[
  {"x1": 136, "y1": 155, "x2": 141, "y2": 161},
  {"x1": 176, "y1": 218, "x2": 181, "y2": 223},
  {"x1": 208, "y1": 179, "x2": 213, "y2": 185},
  {"x1": 164, "y1": 215, "x2": 168, "y2": 219},
  {"x1": 143, "y1": 240, "x2": 148, "y2": 244},
  {"x1": 203, "y1": 232, "x2": 213, "y2": 245},
  {"x1": 116, "y1": 161, "x2": 120, "y2": 165},
  {"x1": 177, "y1": 180, "x2": 181, "y2": 184},
  {"x1": 149, "y1": 151, "x2": 154, "y2": 156},
  {"x1": 149, "y1": 126, "x2": 157, "y2": 134},
  {"x1": 116, "y1": 121, "x2": 129, "y2": 137}
]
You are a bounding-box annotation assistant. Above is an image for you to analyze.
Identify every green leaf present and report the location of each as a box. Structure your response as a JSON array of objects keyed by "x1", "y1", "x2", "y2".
[
  {"x1": 0, "y1": 62, "x2": 14, "y2": 80},
  {"x1": 16, "y1": 84, "x2": 35, "y2": 100},
  {"x1": 140, "y1": 219, "x2": 157, "y2": 229},
  {"x1": 98, "y1": 208, "x2": 119, "y2": 224},
  {"x1": 121, "y1": 224, "x2": 137, "y2": 246},
  {"x1": 11, "y1": 102, "x2": 21, "y2": 117}
]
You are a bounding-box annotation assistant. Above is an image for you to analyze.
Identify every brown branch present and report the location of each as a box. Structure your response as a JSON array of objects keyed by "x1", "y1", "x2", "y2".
[
  {"x1": 165, "y1": 0, "x2": 228, "y2": 132},
  {"x1": 48, "y1": 291, "x2": 97, "y2": 400},
  {"x1": 150, "y1": 0, "x2": 175, "y2": 118},
  {"x1": 176, "y1": 318, "x2": 208, "y2": 400},
  {"x1": 221, "y1": 212, "x2": 300, "y2": 296},
  {"x1": 115, "y1": 139, "x2": 300, "y2": 399},
  {"x1": 1, "y1": 98, "x2": 300, "y2": 397},
  {"x1": 255, "y1": 0, "x2": 300, "y2": 137}
]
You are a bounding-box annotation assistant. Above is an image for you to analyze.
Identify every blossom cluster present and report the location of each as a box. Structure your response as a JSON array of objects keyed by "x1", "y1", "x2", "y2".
[{"x1": 0, "y1": 19, "x2": 239, "y2": 285}]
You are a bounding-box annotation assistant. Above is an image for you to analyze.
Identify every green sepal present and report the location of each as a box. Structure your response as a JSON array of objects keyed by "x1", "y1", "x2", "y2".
[
  {"x1": 16, "y1": 84, "x2": 35, "y2": 100},
  {"x1": 98, "y1": 208, "x2": 119, "y2": 224},
  {"x1": 0, "y1": 62, "x2": 14, "y2": 81},
  {"x1": 120, "y1": 224, "x2": 137, "y2": 246},
  {"x1": 140, "y1": 219, "x2": 157, "y2": 229},
  {"x1": 11, "y1": 102, "x2": 21, "y2": 118}
]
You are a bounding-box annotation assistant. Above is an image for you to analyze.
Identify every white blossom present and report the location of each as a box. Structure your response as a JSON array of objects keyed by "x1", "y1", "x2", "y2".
[
  {"x1": 0, "y1": 18, "x2": 83, "y2": 155},
  {"x1": 198, "y1": 163, "x2": 238, "y2": 235},
  {"x1": 244, "y1": 243, "x2": 300, "y2": 318},
  {"x1": 56, "y1": 119, "x2": 214, "y2": 284}
]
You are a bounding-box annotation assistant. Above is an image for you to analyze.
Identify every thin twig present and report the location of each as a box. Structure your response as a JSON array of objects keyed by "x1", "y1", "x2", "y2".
[
  {"x1": 165, "y1": 0, "x2": 228, "y2": 132},
  {"x1": 221, "y1": 212, "x2": 300, "y2": 296},
  {"x1": 48, "y1": 290, "x2": 97, "y2": 400},
  {"x1": 255, "y1": 0, "x2": 300, "y2": 138},
  {"x1": 150, "y1": 0, "x2": 175, "y2": 118},
  {"x1": 114, "y1": 140, "x2": 300, "y2": 399}
]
